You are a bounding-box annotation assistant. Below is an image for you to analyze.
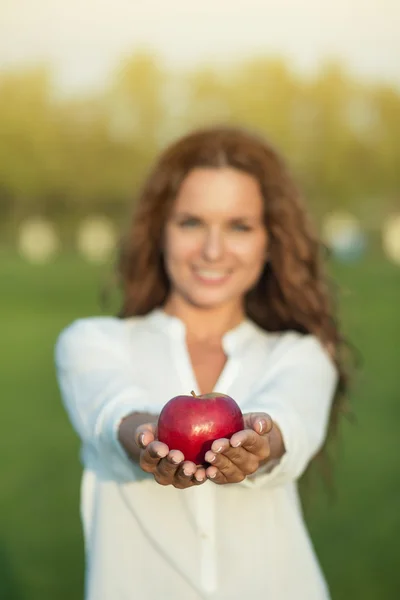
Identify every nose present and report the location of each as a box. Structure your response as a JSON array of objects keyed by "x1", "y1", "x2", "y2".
[{"x1": 201, "y1": 226, "x2": 225, "y2": 262}]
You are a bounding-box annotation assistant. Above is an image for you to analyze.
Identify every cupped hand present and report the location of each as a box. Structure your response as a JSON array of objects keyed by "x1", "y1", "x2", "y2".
[
  {"x1": 134, "y1": 423, "x2": 206, "y2": 489},
  {"x1": 204, "y1": 413, "x2": 273, "y2": 484}
]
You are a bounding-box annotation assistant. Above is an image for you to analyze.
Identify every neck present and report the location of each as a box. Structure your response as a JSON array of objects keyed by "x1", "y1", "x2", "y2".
[{"x1": 162, "y1": 296, "x2": 245, "y2": 342}]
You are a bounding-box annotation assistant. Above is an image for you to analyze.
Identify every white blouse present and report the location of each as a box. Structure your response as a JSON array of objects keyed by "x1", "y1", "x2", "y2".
[{"x1": 55, "y1": 308, "x2": 338, "y2": 600}]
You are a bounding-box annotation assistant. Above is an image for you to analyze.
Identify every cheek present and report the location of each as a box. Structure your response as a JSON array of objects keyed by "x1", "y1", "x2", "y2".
[
  {"x1": 164, "y1": 229, "x2": 199, "y2": 265},
  {"x1": 233, "y1": 236, "x2": 267, "y2": 268}
]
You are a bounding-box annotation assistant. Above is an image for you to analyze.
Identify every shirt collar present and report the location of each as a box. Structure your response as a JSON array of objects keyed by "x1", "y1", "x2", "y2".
[{"x1": 145, "y1": 308, "x2": 263, "y2": 355}]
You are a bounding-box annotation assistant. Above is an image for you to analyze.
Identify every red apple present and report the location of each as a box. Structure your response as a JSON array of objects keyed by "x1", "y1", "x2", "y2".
[{"x1": 157, "y1": 391, "x2": 244, "y2": 465}]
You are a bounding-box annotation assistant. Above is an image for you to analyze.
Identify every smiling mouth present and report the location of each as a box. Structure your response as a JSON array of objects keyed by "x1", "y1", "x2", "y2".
[{"x1": 192, "y1": 268, "x2": 232, "y2": 283}]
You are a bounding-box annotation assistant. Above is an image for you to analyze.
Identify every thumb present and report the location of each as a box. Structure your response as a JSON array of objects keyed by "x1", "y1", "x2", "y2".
[
  {"x1": 135, "y1": 422, "x2": 157, "y2": 448},
  {"x1": 244, "y1": 412, "x2": 273, "y2": 435}
]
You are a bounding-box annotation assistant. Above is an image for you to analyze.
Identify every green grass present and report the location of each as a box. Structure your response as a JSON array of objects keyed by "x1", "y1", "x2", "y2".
[{"x1": 0, "y1": 252, "x2": 399, "y2": 600}]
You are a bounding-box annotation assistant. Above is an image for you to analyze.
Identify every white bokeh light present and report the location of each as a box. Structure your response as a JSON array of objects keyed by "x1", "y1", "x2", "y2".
[
  {"x1": 382, "y1": 214, "x2": 400, "y2": 266},
  {"x1": 77, "y1": 216, "x2": 118, "y2": 263},
  {"x1": 18, "y1": 218, "x2": 60, "y2": 264},
  {"x1": 322, "y1": 211, "x2": 366, "y2": 261}
]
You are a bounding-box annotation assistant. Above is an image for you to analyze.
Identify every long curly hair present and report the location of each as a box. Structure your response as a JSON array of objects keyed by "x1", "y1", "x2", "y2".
[{"x1": 116, "y1": 125, "x2": 355, "y2": 477}]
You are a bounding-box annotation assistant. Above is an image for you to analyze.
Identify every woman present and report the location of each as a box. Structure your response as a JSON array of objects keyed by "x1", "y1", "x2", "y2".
[{"x1": 55, "y1": 125, "x2": 351, "y2": 600}]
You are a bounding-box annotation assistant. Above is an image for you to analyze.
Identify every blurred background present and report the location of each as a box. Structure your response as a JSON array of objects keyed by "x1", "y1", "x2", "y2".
[{"x1": 0, "y1": 1, "x2": 399, "y2": 599}]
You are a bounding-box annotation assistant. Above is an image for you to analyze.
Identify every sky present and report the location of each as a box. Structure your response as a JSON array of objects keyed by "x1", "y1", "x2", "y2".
[{"x1": 1, "y1": 0, "x2": 399, "y2": 94}]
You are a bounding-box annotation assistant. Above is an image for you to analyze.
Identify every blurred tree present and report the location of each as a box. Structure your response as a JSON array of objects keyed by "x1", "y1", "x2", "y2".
[
  {"x1": 108, "y1": 52, "x2": 166, "y2": 160},
  {"x1": 180, "y1": 66, "x2": 233, "y2": 131},
  {"x1": 371, "y1": 86, "x2": 400, "y2": 198},
  {"x1": 299, "y1": 64, "x2": 400, "y2": 222},
  {"x1": 296, "y1": 63, "x2": 357, "y2": 215},
  {"x1": 0, "y1": 54, "x2": 399, "y2": 243},
  {"x1": 0, "y1": 67, "x2": 62, "y2": 224},
  {"x1": 54, "y1": 94, "x2": 130, "y2": 219},
  {"x1": 227, "y1": 57, "x2": 299, "y2": 155}
]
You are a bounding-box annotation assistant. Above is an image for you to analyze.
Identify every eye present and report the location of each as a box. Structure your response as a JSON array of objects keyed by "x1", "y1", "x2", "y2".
[
  {"x1": 178, "y1": 217, "x2": 202, "y2": 228},
  {"x1": 231, "y1": 222, "x2": 252, "y2": 232}
]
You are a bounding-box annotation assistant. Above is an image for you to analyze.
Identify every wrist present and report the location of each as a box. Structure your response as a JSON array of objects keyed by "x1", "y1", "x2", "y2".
[{"x1": 260, "y1": 421, "x2": 285, "y2": 468}]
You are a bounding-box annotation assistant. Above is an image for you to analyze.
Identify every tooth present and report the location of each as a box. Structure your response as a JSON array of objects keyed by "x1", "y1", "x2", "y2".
[
  {"x1": 198, "y1": 271, "x2": 226, "y2": 277},
  {"x1": 198, "y1": 271, "x2": 226, "y2": 279}
]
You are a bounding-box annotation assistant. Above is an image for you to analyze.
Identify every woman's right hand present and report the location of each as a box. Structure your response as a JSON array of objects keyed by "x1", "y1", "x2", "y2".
[{"x1": 134, "y1": 423, "x2": 206, "y2": 489}]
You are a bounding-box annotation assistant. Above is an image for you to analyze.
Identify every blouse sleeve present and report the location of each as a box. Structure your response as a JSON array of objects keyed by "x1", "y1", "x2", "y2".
[
  {"x1": 240, "y1": 335, "x2": 338, "y2": 489},
  {"x1": 54, "y1": 318, "x2": 154, "y2": 479}
]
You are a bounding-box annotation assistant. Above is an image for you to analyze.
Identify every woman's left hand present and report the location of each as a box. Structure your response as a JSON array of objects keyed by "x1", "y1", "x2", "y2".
[{"x1": 204, "y1": 413, "x2": 273, "y2": 484}]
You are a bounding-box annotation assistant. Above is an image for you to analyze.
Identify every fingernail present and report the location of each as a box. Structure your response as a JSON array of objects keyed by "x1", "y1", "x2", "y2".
[
  {"x1": 206, "y1": 453, "x2": 216, "y2": 463},
  {"x1": 208, "y1": 472, "x2": 216, "y2": 479},
  {"x1": 171, "y1": 456, "x2": 181, "y2": 464},
  {"x1": 140, "y1": 434, "x2": 146, "y2": 447},
  {"x1": 231, "y1": 439, "x2": 241, "y2": 448},
  {"x1": 183, "y1": 468, "x2": 192, "y2": 477},
  {"x1": 215, "y1": 445, "x2": 223, "y2": 453},
  {"x1": 258, "y1": 420, "x2": 265, "y2": 434}
]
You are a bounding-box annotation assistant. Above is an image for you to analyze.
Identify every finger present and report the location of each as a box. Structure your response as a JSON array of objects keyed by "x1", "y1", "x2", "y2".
[
  {"x1": 210, "y1": 438, "x2": 230, "y2": 454},
  {"x1": 231, "y1": 429, "x2": 270, "y2": 461},
  {"x1": 230, "y1": 429, "x2": 262, "y2": 451},
  {"x1": 205, "y1": 465, "x2": 238, "y2": 485},
  {"x1": 243, "y1": 413, "x2": 273, "y2": 435},
  {"x1": 169, "y1": 449, "x2": 185, "y2": 464},
  {"x1": 204, "y1": 450, "x2": 245, "y2": 484},
  {"x1": 206, "y1": 445, "x2": 245, "y2": 467},
  {"x1": 208, "y1": 444, "x2": 259, "y2": 476},
  {"x1": 155, "y1": 450, "x2": 185, "y2": 481},
  {"x1": 205, "y1": 464, "x2": 220, "y2": 482},
  {"x1": 139, "y1": 440, "x2": 169, "y2": 472},
  {"x1": 208, "y1": 436, "x2": 258, "y2": 475},
  {"x1": 193, "y1": 466, "x2": 207, "y2": 484},
  {"x1": 173, "y1": 461, "x2": 202, "y2": 489},
  {"x1": 254, "y1": 415, "x2": 273, "y2": 435},
  {"x1": 135, "y1": 423, "x2": 156, "y2": 448}
]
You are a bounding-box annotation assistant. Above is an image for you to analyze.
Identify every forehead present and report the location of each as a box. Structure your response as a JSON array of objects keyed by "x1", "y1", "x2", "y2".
[{"x1": 172, "y1": 167, "x2": 264, "y2": 216}]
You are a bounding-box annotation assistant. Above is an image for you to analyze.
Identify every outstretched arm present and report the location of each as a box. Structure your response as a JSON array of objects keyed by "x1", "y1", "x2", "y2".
[{"x1": 204, "y1": 335, "x2": 338, "y2": 488}]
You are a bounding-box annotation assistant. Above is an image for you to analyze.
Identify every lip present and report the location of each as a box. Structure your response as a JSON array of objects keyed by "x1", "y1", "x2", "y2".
[{"x1": 192, "y1": 268, "x2": 232, "y2": 285}]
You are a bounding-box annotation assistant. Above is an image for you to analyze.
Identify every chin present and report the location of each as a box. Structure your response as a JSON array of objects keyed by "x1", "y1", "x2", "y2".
[{"x1": 184, "y1": 290, "x2": 240, "y2": 310}]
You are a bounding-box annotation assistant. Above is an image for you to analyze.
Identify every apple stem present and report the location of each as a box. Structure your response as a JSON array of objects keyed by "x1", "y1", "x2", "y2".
[{"x1": 191, "y1": 390, "x2": 198, "y2": 398}]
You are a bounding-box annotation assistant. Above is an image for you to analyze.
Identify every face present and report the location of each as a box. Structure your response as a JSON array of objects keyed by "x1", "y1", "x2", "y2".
[{"x1": 163, "y1": 167, "x2": 268, "y2": 312}]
